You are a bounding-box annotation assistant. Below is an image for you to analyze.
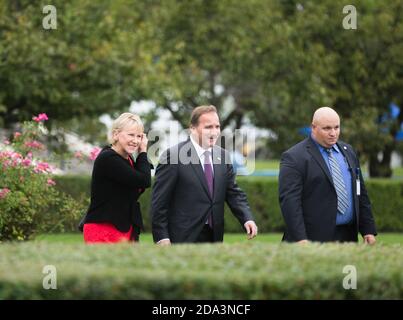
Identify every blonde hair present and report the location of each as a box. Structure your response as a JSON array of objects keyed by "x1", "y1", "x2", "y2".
[{"x1": 109, "y1": 112, "x2": 144, "y2": 144}]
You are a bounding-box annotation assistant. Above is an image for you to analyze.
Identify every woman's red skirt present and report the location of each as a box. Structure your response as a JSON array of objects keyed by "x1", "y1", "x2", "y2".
[{"x1": 83, "y1": 222, "x2": 133, "y2": 244}]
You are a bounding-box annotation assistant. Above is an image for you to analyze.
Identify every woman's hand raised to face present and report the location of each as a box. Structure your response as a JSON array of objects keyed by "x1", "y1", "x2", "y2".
[{"x1": 138, "y1": 133, "x2": 148, "y2": 153}]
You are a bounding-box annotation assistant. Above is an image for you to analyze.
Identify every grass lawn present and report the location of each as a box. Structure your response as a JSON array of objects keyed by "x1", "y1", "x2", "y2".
[
  {"x1": 254, "y1": 160, "x2": 280, "y2": 170},
  {"x1": 35, "y1": 232, "x2": 403, "y2": 245},
  {"x1": 394, "y1": 166, "x2": 403, "y2": 177}
]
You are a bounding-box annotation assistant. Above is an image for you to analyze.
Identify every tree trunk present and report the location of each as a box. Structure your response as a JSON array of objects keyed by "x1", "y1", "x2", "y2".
[{"x1": 368, "y1": 145, "x2": 393, "y2": 178}]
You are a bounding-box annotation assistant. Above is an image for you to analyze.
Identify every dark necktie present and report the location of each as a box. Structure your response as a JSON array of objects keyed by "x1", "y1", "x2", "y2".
[
  {"x1": 203, "y1": 150, "x2": 214, "y2": 227},
  {"x1": 326, "y1": 148, "x2": 349, "y2": 214}
]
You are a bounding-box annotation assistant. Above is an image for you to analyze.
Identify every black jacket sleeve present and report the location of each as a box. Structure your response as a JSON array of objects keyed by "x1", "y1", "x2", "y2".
[
  {"x1": 150, "y1": 150, "x2": 178, "y2": 242},
  {"x1": 278, "y1": 151, "x2": 307, "y2": 241},
  {"x1": 352, "y1": 150, "x2": 377, "y2": 236},
  {"x1": 225, "y1": 162, "x2": 255, "y2": 227}
]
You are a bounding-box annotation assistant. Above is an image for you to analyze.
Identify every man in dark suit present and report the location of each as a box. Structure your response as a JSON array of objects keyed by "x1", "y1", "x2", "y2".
[
  {"x1": 151, "y1": 105, "x2": 258, "y2": 244},
  {"x1": 279, "y1": 107, "x2": 377, "y2": 244}
]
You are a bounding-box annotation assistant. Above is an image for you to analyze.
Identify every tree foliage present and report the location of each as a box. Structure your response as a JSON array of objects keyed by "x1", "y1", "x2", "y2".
[
  {"x1": 1, "y1": 0, "x2": 402, "y2": 176},
  {"x1": 0, "y1": 0, "x2": 149, "y2": 132}
]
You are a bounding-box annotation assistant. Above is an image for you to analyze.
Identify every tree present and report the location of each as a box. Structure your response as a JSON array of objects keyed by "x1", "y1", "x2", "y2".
[
  {"x1": 239, "y1": 0, "x2": 403, "y2": 176},
  {"x1": 289, "y1": 0, "x2": 403, "y2": 177},
  {"x1": 131, "y1": 0, "x2": 335, "y2": 155},
  {"x1": 131, "y1": 0, "x2": 294, "y2": 130},
  {"x1": 2, "y1": 0, "x2": 402, "y2": 177},
  {"x1": 0, "y1": 0, "x2": 150, "y2": 130}
]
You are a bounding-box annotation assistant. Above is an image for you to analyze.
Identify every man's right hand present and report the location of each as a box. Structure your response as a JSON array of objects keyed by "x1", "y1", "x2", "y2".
[{"x1": 157, "y1": 239, "x2": 171, "y2": 246}]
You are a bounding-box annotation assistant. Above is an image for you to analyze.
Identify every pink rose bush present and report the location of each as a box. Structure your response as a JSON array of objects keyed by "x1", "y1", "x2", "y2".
[
  {"x1": 89, "y1": 147, "x2": 101, "y2": 161},
  {"x1": 32, "y1": 113, "x2": 49, "y2": 122},
  {"x1": 0, "y1": 114, "x2": 84, "y2": 241},
  {"x1": 0, "y1": 188, "x2": 10, "y2": 199}
]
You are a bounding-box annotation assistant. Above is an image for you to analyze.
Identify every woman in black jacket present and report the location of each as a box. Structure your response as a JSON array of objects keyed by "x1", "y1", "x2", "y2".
[{"x1": 79, "y1": 113, "x2": 152, "y2": 243}]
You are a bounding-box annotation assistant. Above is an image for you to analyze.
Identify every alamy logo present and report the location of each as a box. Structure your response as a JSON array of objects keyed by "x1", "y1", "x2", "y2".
[
  {"x1": 342, "y1": 265, "x2": 357, "y2": 289},
  {"x1": 42, "y1": 265, "x2": 57, "y2": 289},
  {"x1": 42, "y1": 5, "x2": 57, "y2": 30},
  {"x1": 342, "y1": 5, "x2": 357, "y2": 30}
]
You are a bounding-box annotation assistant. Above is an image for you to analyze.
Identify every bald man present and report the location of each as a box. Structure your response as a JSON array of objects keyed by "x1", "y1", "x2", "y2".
[{"x1": 278, "y1": 107, "x2": 377, "y2": 243}]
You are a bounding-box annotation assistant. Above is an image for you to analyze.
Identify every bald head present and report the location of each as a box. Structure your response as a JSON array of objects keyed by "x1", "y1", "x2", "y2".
[
  {"x1": 311, "y1": 107, "x2": 341, "y2": 148},
  {"x1": 312, "y1": 107, "x2": 340, "y2": 125}
]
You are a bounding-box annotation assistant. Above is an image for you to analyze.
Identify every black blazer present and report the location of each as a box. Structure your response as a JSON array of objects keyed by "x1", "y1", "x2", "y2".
[
  {"x1": 278, "y1": 137, "x2": 377, "y2": 242},
  {"x1": 79, "y1": 146, "x2": 152, "y2": 232},
  {"x1": 150, "y1": 139, "x2": 255, "y2": 243}
]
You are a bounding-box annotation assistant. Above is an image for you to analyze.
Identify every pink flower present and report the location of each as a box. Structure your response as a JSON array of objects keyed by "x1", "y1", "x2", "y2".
[
  {"x1": 0, "y1": 188, "x2": 11, "y2": 199},
  {"x1": 22, "y1": 158, "x2": 32, "y2": 167},
  {"x1": 89, "y1": 147, "x2": 101, "y2": 161},
  {"x1": 24, "y1": 140, "x2": 44, "y2": 149},
  {"x1": 14, "y1": 132, "x2": 22, "y2": 138},
  {"x1": 32, "y1": 113, "x2": 49, "y2": 122},
  {"x1": 47, "y1": 178, "x2": 56, "y2": 186},
  {"x1": 34, "y1": 162, "x2": 51, "y2": 173},
  {"x1": 2, "y1": 160, "x2": 11, "y2": 168},
  {"x1": 4, "y1": 139, "x2": 10, "y2": 145},
  {"x1": 11, "y1": 152, "x2": 22, "y2": 159},
  {"x1": 0, "y1": 151, "x2": 14, "y2": 161}
]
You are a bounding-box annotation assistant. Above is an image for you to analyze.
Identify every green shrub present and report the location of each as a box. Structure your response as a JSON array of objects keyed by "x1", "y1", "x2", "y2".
[
  {"x1": 0, "y1": 116, "x2": 85, "y2": 241},
  {"x1": 54, "y1": 176, "x2": 403, "y2": 233},
  {"x1": 0, "y1": 242, "x2": 402, "y2": 299},
  {"x1": 364, "y1": 179, "x2": 403, "y2": 232}
]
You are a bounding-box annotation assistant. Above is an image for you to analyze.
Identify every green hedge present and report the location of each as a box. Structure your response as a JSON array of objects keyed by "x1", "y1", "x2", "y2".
[
  {"x1": 1, "y1": 242, "x2": 402, "y2": 299},
  {"x1": 54, "y1": 176, "x2": 403, "y2": 233}
]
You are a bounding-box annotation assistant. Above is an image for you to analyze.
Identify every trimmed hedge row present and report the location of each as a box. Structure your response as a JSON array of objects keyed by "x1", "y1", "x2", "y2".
[
  {"x1": 54, "y1": 175, "x2": 403, "y2": 233},
  {"x1": 1, "y1": 242, "x2": 402, "y2": 299}
]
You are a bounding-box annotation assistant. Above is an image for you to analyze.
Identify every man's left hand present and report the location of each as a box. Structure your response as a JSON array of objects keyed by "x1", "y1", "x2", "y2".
[
  {"x1": 244, "y1": 221, "x2": 258, "y2": 240},
  {"x1": 363, "y1": 234, "x2": 376, "y2": 245}
]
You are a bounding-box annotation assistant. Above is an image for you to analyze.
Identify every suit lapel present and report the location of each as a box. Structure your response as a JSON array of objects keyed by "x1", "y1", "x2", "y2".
[
  {"x1": 212, "y1": 146, "x2": 224, "y2": 200},
  {"x1": 337, "y1": 142, "x2": 355, "y2": 180},
  {"x1": 306, "y1": 137, "x2": 334, "y2": 185}
]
